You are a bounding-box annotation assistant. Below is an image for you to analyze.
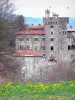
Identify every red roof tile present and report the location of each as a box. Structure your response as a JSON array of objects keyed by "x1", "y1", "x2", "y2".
[
  {"x1": 15, "y1": 30, "x2": 44, "y2": 35},
  {"x1": 14, "y1": 50, "x2": 42, "y2": 57},
  {"x1": 28, "y1": 25, "x2": 44, "y2": 29},
  {"x1": 15, "y1": 24, "x2": 45, "y2": 35}
]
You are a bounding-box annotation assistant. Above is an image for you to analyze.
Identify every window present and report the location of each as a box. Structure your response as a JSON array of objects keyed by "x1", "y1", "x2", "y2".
[
  {"x1": 20, "y1": 45, "x2": 23, "y2": 50},
  {"x1": 26, "y1": 37, "x2": 29, "y2": 41},
  {"x1": 49, "y1": 54, "x2": 55, "y2": 61},
  {"x1": 68, "y1": 45, "x2": 70, "y2": 50},
  {"x1": 53, "y1": 22, "x2": 55, "y2": 24},
  {"x1": 63, "y1": 31, "x2": 64, "y2": 35},
  {"x1": 45, "y1": 22, "x2": 47, "y2": 24},
  {"x1": 42, "y1": 37, "x2": 45, "y2": 41},
  {"x1": 34, "y1": 37, "x2": 38, "y2": 41},
  {"x1": 51, "y1": 38, "x2": 54, "y2": 41},
  {"x1": 34, "y1": 46, "x2": 38, "y2": 51},
  {"x1": 51, "y1": 54, "x2": 54, "y2": 58},
  {"x1": 19, "y1": 37, "x2": 23, "y2": 41},
  {"x1": 51, "y1": 46, "x2": 54, "y2": 50},
  {"x1": 48, "y1": 22, "x2": 50, "y2": 24},
  {"x1": 51, "y1": 31, "x2": 53, "y2": 35},
  {"x1": 51, "y1": 26, "x2": 54, "y2": 28},
  {"x1": 43, "y1": 54, "x2": 45, "y2": 57},
  {"x1": 73, "y1": 39, "x2": 75, "y2": 42},
  {"x1": 65, "y1": 31, "x2": 66, "y2": 34},
  {"x1": 26, "y1": 45, "x2": 30, "y2": 49},
  {"x1": 42, "y1": 46, "x2": 45, "y2": 50},
  {"x1": 71, "y1": 45, "x2": 75, "y2": 50}
]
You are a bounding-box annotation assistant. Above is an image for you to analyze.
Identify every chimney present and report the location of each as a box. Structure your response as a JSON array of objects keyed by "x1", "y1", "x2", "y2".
[
  {"x1": 70, "y1": 26, "x2": 72, "y2": 28},
  {"x1": 45, "y1": 9, "x2": 50, "y2": 18},
  {"x1": 32, "y1": 24, "x2": 34, "y2": 26},
  {"x1": 38, "y1": 24, "x2": 41, "y2": 26}
]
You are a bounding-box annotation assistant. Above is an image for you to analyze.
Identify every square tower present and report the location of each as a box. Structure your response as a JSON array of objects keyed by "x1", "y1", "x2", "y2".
[{"x1": 43, "y1": 9, "x2": 69, "y2": 61}]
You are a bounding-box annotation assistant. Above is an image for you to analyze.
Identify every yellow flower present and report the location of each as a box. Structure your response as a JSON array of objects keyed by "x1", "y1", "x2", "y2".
[
  {"x1": 70, "y1": 83, "x2": 74, "y2": 87},
  {"x1": 6, "y1": 82, "x2": 12, "y2": 87}
]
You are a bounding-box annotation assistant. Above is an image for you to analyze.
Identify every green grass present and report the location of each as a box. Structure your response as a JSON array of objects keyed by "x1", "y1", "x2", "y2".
[{"x1": 0, "y1": 81, "x2": 75, "y2": 99}]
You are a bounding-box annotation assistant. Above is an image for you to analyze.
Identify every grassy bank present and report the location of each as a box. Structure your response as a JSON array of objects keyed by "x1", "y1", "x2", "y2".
[{"x1": 0, "y1": 81, "x2": 75, "y2": 99}]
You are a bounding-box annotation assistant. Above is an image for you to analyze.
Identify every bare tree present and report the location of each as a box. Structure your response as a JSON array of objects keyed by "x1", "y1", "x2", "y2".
[
  {"x1": 15, "y1": 15, "x2": 25, "y2": 31},
  {"x1": 0, "y1": 53, "x2": 22, "y2": 82},
  {"x1": 0, "y1": 0, "x2": 14, "y2": 19}
]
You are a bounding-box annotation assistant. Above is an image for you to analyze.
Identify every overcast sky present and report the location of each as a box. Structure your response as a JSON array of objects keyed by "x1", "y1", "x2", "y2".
[{"x1": 13, "y1": 0, "x2": 75, "y2": 18}]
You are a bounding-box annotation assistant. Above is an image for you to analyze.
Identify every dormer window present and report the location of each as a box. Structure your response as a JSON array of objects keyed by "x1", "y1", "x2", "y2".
[
  {"x1": 34, "y1": 37, "x2": 39, "y2": 41},
  {"x1": 19, "y1": 37, "x2": 23, "y2": 41}
]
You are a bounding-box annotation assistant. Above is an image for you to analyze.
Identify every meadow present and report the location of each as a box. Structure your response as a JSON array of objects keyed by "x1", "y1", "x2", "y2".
[{"x1": 0, "y1": 81, "x2": 75, "y2": 100}]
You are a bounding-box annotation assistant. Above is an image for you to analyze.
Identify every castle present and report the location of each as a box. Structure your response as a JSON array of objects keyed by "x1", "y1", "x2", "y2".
[{"x1": 14, "y1": 9, "x2": 75, "y2": 78}]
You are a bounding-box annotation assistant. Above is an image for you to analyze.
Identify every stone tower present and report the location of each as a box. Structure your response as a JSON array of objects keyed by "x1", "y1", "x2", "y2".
[{"x1": 43, "y1": 9, "x2": 69, "y2": 61}]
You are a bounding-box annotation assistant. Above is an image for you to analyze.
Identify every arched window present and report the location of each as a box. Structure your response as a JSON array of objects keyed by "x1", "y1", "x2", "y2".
[
  {"x1": 51, "y1": 46, "x2": 54, "y2": 50},
  {"x1": 71, "y1": 45, "x2": 75, "y2": 50},
  {"x1": 68, "y1": 45, "x2": 70, "y2": 50},
  {"x1": 20, "y1": 45, "x2": 23, "y2": 50},
  {"x1": 51, "y1": 31, "x2": 53, "y2": 35}
]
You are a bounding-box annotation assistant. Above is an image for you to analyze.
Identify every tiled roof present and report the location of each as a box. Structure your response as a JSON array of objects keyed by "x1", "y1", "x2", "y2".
[
  {"x1": 67, "y1": 28, "x2": 75, "y2": 38},
  {"x1": 15, "y1": 24, "x2": 44, "y2": 35},
  {"x1": 14, "y1": 50, "x2": 43, "y2": 57},
  {"x1": 67, "y1": 28, "x2": 75, "y2": 31},
  {"x1": 67, "y1": 33, "x2": 75, "y2": 38},
  {"x1": 28, "y1": 25, "x2": 44, "y2": 29},
  {"x1": 15, "y1": 30, "x2": 44, "y2": 35}
]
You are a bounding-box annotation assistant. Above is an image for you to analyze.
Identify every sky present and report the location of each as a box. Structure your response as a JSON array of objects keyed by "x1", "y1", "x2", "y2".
[{"x1": 12, "y1": 0, "x2": 75, "y2": 18}]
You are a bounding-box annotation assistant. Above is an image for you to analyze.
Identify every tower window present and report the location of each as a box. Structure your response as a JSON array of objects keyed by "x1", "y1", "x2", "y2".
[
  {"x1": 51, "y1": 46, "x2": 54, "y2": 50},
  {"x1": 71, "y1": 45, "x2": 75, "y2": 50},
  {"x1": 68, "y1": 45, "x2": 70, "y2": 50},
  {"x1": 51, "y1": 31, "x2": 53, "y2": 35},
  {"x1": 51, "y1": 26, "x2": 54, "y2": 28},
  {"x1": 65, "y1": 31, "x2": 66, "y2": 34},
  {"x1": 45, "y1": 22, "x2": 47, "y2": 24},
  {"x1": 51, "y1": 38, "x2": 54, "y2": 41},
  {"x1": 63, "y1": 31, "x2": 64, "y2": 35},
  {"x1": 48, "y1": 22, "x2": 50, "y2": 24}
]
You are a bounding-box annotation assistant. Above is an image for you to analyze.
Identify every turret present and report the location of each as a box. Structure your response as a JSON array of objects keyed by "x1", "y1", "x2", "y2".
[
  {"x1": 45, "y1": 9, "x2": 50, "y2": 18},
  {"x1": 53, "y1": 12, "x2": 59, "y2": 18}
]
